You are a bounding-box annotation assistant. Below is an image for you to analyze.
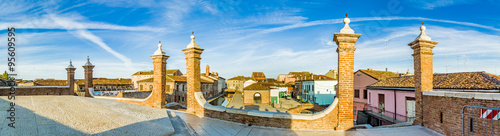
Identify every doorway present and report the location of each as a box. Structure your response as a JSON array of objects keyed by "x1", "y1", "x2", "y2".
[
  {"x1": 406, "y1": 97, "x2": 416, "y2": 122},
  {"x1": 378, "y1": 94, "x2": 385, "y2": 113},
  {"x1": 254, "y1": 92, "x2": 261, "y2": 104}
]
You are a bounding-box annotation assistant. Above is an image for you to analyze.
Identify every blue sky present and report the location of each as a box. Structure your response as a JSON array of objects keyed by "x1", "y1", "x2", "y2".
[{"x1": 1, "y1": 0, "x2": 499, "y2": 80}]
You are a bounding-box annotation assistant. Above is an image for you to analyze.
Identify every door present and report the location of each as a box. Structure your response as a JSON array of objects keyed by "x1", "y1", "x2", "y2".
[
  {"x1": 378, "y1": 94, "x2": 385, "y2": 114},
  {"x1": 406, "y1": 97, "x2": 416, "y2": 122}
]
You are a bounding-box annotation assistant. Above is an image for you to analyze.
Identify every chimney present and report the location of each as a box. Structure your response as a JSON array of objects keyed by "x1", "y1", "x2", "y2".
[
  {"x1": 386, "y1": 68, "x2": 388, "y2": 71},
  {"x1": 206, "y1": 64, "x2": 210, "y2": 76},
  {"x1": 367, "y1": 68, "x2": 372, "y2": 71}
]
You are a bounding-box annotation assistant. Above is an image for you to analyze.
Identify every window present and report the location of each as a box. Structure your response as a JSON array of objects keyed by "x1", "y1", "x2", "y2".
[
  {"x1": 354, "y1": 89, "x2": 360, "y2": 98},
  {"x1": 363, "y1": 89, "x2": 367, "y2": 99}
]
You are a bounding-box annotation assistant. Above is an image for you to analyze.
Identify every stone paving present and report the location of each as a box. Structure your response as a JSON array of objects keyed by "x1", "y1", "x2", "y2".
[
  {"x1": 169, "y1": 109, "x2": 444, "y2": 136},
  {"x1": 0, "y1": 95, "x2": 444, "y2": 136},
  {"x1": 0, "y1": 96, "x2": 174, "y2": 135}
]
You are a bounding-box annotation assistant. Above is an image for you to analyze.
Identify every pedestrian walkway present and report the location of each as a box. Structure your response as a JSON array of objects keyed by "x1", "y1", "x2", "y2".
[
  {"x1": 168, "y1": 109, "x2": 443, "y2": 136},
  {"x1": 0, "y1": 96, "x2": 175, "y2": 135}
]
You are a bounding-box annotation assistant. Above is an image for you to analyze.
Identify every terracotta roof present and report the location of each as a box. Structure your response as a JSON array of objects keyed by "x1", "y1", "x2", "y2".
[
  {"x1": 313, "y1": 75, "x2": 336, "y2": 80},
  {"x1": 288, "y1": 71, "x2": 311, "y2": 77},
  {"x1": 75, "y1": 78, "x2": 132, "y2": 85},
  {"x1": 225, "y1": 89, "x2": 236, "y2": 93},
  {"x1": 228, "y1": 76, "x2": 252, "y2": 81},
  {"x1": 358, "y1": 69, "x2": 400, "y2": 80},
  {"x1": 243, "y1": 83, "x2": 270, "y2": 90},
  {"x1": 132, "y1": 69, "x2": 181, "y2": 75},
  {"x1": 368, "y1": 72, "x2": 500, "y2": 90},
  {"x1": 33, "y1": 79, "x2": 67, "y2": 86},
  {"x1": 252, "y1": 72, "x2": 265, "y2": 78},
  {"x1": 137, "y1": 75, "x2": 213, "y2": 83},
  {"x1": 132, "y1": 70, "x2": 153, "y2": 75},
  {"x1": 137, "y1": 78, "x2": 153, "y2": 82}
]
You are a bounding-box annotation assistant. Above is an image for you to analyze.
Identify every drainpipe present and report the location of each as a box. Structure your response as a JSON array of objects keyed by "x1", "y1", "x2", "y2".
[{"x1": 394, "y1": 90, "x2": 397, "y2": 121}]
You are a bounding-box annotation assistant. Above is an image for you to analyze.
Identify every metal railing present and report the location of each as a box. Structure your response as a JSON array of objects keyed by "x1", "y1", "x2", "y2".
[
  {"x1": 364, "y1": 105, "x2": 414, "y2": 123},
  {"x1": 462, "y1": 105, "x2": 500, "y2": 136}
]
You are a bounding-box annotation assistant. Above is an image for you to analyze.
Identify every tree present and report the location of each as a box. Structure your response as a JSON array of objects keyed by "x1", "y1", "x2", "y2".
[{"x1": 2, "y1": 71, "x2": 8, "y2": 79}]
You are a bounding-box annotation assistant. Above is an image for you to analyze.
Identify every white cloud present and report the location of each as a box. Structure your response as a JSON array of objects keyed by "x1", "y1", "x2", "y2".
[
  {"x1": 73, "y1": 30, "x2": 132, "y2": 66},
  {"x1": 0, "y1": 14, "x2": 164, "y2": 31},
  {"x1": 406, "y1": 0, "x2": 475, "y2": 10}
]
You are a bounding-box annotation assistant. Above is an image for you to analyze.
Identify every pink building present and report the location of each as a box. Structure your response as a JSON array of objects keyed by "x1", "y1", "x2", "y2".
[
  {"x1": 363, "y1": 72, "x2": 500, "y2": 126},
  {"x1": 365, "y1": 89, "x2": 415, "y2": 124},
  {"x1": 277, "y1": 74, "x2": 295, "y2": 84},
  {"x1": 353, "y1": 69, "x2": 400, "y2": 122}
]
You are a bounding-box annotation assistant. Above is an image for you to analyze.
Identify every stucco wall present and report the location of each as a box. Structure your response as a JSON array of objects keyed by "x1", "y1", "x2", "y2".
[{"x1": 367, "y1": 89, "x2": 415, "y2": 118}]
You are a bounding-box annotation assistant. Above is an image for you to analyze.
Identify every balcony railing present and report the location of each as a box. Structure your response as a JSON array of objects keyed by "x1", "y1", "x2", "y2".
[{"x1": 364, "y1": 105, "x2": 415, "y2": 123}]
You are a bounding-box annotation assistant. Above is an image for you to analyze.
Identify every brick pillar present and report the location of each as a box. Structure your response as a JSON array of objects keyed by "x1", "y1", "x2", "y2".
[
  {"x1": 333, "y1": 14, "x2": 361, "y2": 131},
  {"x1": 66, "y1": 60, "x2": 76, "y2": 95},
  {"x1": 150, "y1": 41, "x2": 168, "y2": 108},
  {"x1": 409, "y1": 23, "x2": 437, "y2": 126},
  {"x1": 83, "y1": 56, "x2": 94, "y2": 98},
  {"x1": 184, "y1": 32, "x2": 205, "y2": 117}
]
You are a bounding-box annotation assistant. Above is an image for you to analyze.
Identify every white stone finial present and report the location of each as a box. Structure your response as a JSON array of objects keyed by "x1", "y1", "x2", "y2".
[
  {"x1": 154, "y1": 41, "x2": 166, "y2": 55},
  {"x1": 186, "y1": 31, "x2": 200, "y2": 49},
  {"x1": 340, "y1": 13, "x2": 354, "y2": 34},
  {"x1": 415, "y1": 22, "x2": 431, "y2": 41},
  {"x1": 67, "y1": 59, "x2": 75, "y2": 68},
  {"x1": 84, "y1": 56, "x2": 93, "y2": 66}
]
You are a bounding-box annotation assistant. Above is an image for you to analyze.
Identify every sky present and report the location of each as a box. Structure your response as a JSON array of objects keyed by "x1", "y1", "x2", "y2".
[{"x1": 1, "y1": 0, "x2": 499, "y2": 80}]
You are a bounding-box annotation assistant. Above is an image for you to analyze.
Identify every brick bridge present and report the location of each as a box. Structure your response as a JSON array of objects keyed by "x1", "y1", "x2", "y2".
[{"x1": 72, "y1": 15, "x2": 496, "y2": 134}]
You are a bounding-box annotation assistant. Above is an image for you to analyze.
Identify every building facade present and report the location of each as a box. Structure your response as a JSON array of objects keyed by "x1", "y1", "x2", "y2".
[
  {"x1": 75, "y1": 78, "x2": 133, "y2": 93},
  {"x1": 360, "y1": 72, "x2": 500, "y2": 127},
  {"x1": 226, "y1": 76, "x2": 252, "y2": 92},
  {"x1": 131, "y1": 69, "x2": 183, "y2": 89},
  {"x1": 243, "y1": 83, "x2": 270, "y2": 105},
  {"x1": 353, "y1": 69, "x2": 401, "y2": 122}
]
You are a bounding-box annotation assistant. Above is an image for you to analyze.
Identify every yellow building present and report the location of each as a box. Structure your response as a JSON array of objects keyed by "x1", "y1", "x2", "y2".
[{"x1": 243, "y1": 83, "x2": 270, "y2": 105}]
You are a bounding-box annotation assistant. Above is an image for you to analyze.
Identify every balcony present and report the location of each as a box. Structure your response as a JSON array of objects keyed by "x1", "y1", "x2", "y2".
[{"x1": 363, "y1": 105, "x2": 415, "y2": 125}]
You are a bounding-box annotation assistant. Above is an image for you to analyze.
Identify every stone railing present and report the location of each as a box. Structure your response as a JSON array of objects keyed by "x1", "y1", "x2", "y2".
[
  {"x1": 0, "y1": 86, "x2": 71, "y2": 96},
  {"x1": 194, "y1": 92, "x2": 340, "y2": 130}
]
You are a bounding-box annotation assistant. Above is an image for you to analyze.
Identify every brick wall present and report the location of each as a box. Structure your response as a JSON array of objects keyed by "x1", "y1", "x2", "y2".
[
  {"x1": 0, "y1": 86, "x2": 71, "y2": 96},
  {"x1": 423, "y1": 91, "x2": 500, "y2": 136},
  {"x1": 122, "y1": 91, "x2": 152, "y2": 99},
  {"x1": 203, "y1": 100, "x2": 339, "y2": 130}
]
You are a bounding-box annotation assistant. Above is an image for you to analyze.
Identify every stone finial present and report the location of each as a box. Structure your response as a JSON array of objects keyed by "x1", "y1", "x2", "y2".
[
  {"x1": 339, "y1": 13, "x2": 354, "y2": 34},
  {"x1": 415, "y1": 21, "x2": 431, "y2": 41},
  {"x1": 67, "y1": 59, "x2": 75, "y2": 68},
  {"x1": 153, "y1": 41, "x2": 166, "y2": 55},
  {"x1": 186, "y1": 32, "x2": 200, "y2": 49},
  {"x1": 84, "y1": 56, "x2": 93, "y2": 66}
]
